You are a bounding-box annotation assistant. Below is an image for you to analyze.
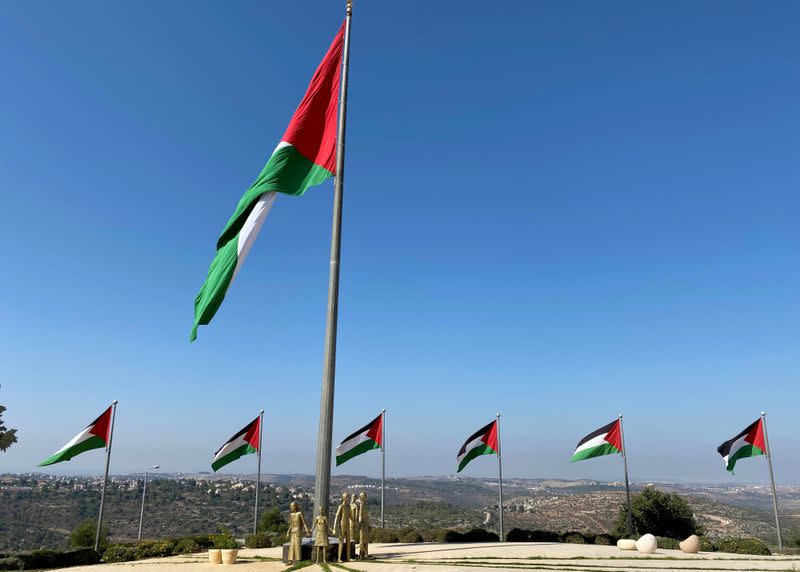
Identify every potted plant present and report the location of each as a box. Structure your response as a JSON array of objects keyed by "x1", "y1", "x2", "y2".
[{"x1": 213, "y1": 528, "x2": 239, "y2": 565}]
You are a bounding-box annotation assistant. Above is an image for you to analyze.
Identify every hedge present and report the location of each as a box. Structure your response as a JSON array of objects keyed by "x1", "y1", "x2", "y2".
[
  {"x1": 0, "y1": 549, "x2": 100, "y2": 570},
  {"x1": 713, "y1": 537, "x2": 771, "y2": 556},
  {"x1": 102, "y1": 536, "x2": 216, "y2": 563}
]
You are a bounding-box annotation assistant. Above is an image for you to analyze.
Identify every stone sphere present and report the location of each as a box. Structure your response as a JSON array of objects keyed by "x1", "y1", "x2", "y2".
[
  {"x1": 617, "y1": 539, "x2": 637, "y2": 550},
  {"x1": 679, "y1": 535, "x2": 700, "y2": 554},
  {"x1": 635, "y1": 534, "x2": 657, "y2": 554}
]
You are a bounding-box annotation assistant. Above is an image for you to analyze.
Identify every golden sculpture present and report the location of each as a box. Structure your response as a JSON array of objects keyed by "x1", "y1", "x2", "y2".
[
  {"x1": 349, "y1": 492, "x2": 359, "y2": 547},
  {"x1": 332, "y1": 492, "x2": 352, "y2": 562},
  {"x1": 358, "y1": 492, "x2": 370, "y2": 558},
  {"x1": 285, "y1": 501, "x2": 310, "y2": 565},
  {"x1": 311, "y1": 506, "x2": 330, "y2": 563}
]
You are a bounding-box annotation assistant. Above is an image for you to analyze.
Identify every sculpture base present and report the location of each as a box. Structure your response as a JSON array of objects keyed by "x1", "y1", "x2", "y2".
[{"x1": 281, "y1": 537, "x2": 356, "y2": 564}]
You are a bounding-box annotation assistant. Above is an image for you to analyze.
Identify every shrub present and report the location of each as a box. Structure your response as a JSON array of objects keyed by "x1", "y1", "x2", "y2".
[
  {"x1": 698, "y1": 536, "x2": 716, "y2": 552},
  {"x1": 135, "y1": 540, "x2": 177, "y2": 559},
  {"x1": 102, "y1": 545, "x2": 138, "y2": 563},
  {"x1": 258, "y1": 507, "x2": 288, "y2": 534},
  {"x1": 505, "y1": 529, "x2": 562, "y2": 543},
  {"x1": 0, "y1": 549, "x2": 102, "y2": 569},
  {"x1": 0, "y1": 556, "x2": 24, "y2": 570},
  {"x1": 186, "y1": 535, "x2": 215, "y2": 550},
  {"x1": 562, "y1": 532, "x2": 586, "y2": 544},
  {"x1": 70, "y1": 519, "x2": 108, "y2": 551},
  {"x1": 614, "y1": 486, "x2": 703, "y2": 539},
  {"x1": 713, "y1": 537, "x2": 770, "y2": 556},
  {"x1": 212, "y1": 529, "x2": 239, "y2": 550},
  {"x1": 174, "y1": 538, "x2": 202, "y2": 555},
  {"x1": 370, "y1": 528, "x2": 400, "y2": 543},
  {"x1": 655, "y1": 536, "x2": 678, "y2": 549},
  {"x1": 445, "y1": 528, "x2": 499, "y2": 543},
  {"x1": 244, "y1": 533, "x2": 272, "y2": 549},
  {"x1": 420, "y1": 528, "x2": 448, "y2": 543},
  {"x1": 399, "y1": 529, "x2": 423, "y2": 543},
  {"x1": 594, "y1": 534, "x2": 619, "y2": 546}
]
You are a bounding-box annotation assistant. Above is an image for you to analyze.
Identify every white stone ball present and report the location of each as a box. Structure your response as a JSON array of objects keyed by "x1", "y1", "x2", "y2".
[{"x1": 635, "y1": 534, "x2": 657, "y2": 554}]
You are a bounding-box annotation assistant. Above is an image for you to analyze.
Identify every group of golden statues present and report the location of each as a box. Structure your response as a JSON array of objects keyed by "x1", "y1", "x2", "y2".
[{"x1": 285, "y1": 491, "x2": 371, "y2": 564}]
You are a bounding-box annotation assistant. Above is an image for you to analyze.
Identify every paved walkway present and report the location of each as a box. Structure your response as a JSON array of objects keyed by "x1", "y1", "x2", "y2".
[{"x1": 60, "y1": 542, "x2": 800, "y2": 572}]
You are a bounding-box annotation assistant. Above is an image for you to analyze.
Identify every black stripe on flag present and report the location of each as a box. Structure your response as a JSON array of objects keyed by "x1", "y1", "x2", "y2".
[
  {"x1": 340, "y1": 413, "x2": 382, "y2": 444},
  {"x1": 575, "y1": 419, "x2": 618, "y2": 449},
  {"x1": 458, "y1": 420, "x2": 496, "y2": 457},
  {"x1": 214, "y1": 417, "x2": 259, "y2": 456},
  {"x1": 717, "y1": 419, "x2": 759, "y2": 458}
]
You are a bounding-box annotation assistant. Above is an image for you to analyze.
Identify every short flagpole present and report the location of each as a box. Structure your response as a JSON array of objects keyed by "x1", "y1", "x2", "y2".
[
  {"x1": 496, "y1": 413, "x2": 504, "y2": 542},
  {"x1": 95, "y1": 400, "x2": 117, "y2": 552},
  {"x1": 313, "y1": 0, "x2": 353, "y2": 521},
  {"x1": 381, "y1": 408, "x2": 386, "y2": 529},
  {"x1": 619, "y1": 414, "x2": 633, "y2": 538},
  {"x1": 254, "y1": 410, "x2": 264, "y2": 535},
  {"x1": 761, "y1": 412, "x2": 783, "y2": 551}
]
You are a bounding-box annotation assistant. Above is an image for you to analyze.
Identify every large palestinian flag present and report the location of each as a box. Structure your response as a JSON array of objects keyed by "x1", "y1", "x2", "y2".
[
  {"x1": 717, "y1": 418, "x2": 766, "y2": 473},
  {"x1": 571, "y1": 419, "x2": 622, "y2": 462},
  {"x1": 191, "y1": 22, "x2": 345, "y2": 341},
  {"x1": 212, "y1": 416, "x2": 261, "y2": 472},
  {"x1": 336, "y1": 413, "x2": 383, "y2": 466},
  {"x1": 39, "y1": 406, "x2": 113, "y2": 466},
  {"x1": 457, "y1": 420, "x2": 498, "y2": 473}
]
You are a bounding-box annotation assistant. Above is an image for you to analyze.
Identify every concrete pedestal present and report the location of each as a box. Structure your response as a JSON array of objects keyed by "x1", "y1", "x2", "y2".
[{"x1": 282, "y1": 537, "x2": 355, "y2": 564}]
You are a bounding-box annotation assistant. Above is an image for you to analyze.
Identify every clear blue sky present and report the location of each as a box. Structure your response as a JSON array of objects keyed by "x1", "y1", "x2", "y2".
[{"x1": 1, "y1": 1, "x2": 797, "y2": 484}]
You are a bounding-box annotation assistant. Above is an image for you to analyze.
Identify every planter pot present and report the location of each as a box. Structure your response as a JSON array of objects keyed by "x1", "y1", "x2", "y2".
[
  {"x1": 208, "y1": 549, "x2": 222, "y2": 564},
  {"x1": 221, "y1": 549, "x2": 239, "y2": 565}
]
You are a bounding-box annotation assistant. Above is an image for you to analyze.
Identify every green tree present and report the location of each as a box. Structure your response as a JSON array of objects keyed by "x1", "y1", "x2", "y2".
[
  {"x1": 258, "y1": 507, "x2": 288, "y2": 534},
  {"x1": 614, "y1": 486, "x2": 703, "y2": 539},
  {"x1": 0, "y1": 404, "x2": 18, "y2": 452},
  {"x1": 70, "y1": 519, "x2": 108, "y2": 551}
]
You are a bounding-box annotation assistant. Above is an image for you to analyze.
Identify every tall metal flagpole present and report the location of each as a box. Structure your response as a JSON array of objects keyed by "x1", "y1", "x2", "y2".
[
  {"x1": 313, "y1": 0, "x2": 353, "y2": 520},
  {"x1": 496, "y1": 413, "x2": 504, "y2": 542},
  {"x1": 761, "y1": 412, "x2": 783, "y2": 551},
  {"x1": 95, "y1": 400, "x2": 117, "y2": 552},
  {"x1": 619, "y1": 414, "x2": 633, "y2": 537},
  {"x1": 254, "y1": 410, "x2": 264, "y2": 535},
  {"x1": 381, "y1": 408, "x2": 386, "y2": 528}
]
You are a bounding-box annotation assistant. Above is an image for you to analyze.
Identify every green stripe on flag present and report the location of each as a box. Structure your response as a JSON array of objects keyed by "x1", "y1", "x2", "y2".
[
  {"x1": 336, "y1": 439, "x2": 380, "y2": 466},
  {"x1": 191, "y1": 144, "x2": 333, "y2": 341},
  {"x1": 212, "y1": 444, "x2": 257, "y2": 472},
  {"x1": 38, "y1": 435, "x2": 106, "y2": 467},
  {"x1": 726, "y1": 443, "x2": 764, "y2": 472},
  {"x1": 457, "y1": 443, "x2": 495, "y2": 473},
  {"x1": 570, "y1": 442, "x2": 620, "y2": 462}
]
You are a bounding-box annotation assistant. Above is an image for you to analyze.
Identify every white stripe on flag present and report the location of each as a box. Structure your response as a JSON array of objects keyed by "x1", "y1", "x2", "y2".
[
  {"x1": 336, "y1": 430, "x2": 372, "y2": 456},
  {"x1": 232, "y1": 191, "x2": 277, "y2": 283},
  {"x1": 214, "y1": 435, "x2": 250, "y2": 462},
  {"x1": 457, "y1": 435, "x2": 486, "y2": 463},
  {"x1": 574, "y1": 433, "x2": 608, "y2": 455}
]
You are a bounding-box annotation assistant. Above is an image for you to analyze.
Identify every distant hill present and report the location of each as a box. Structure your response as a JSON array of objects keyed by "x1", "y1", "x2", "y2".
[{"x1": 0, "y1": 473, "x2": 796, "y2": 551}]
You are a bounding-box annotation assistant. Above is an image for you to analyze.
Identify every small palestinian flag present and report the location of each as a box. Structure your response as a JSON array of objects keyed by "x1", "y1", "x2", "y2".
[
  {"x1": 212, "y1": 416, "x2": 261, "y2": 472},
  {"x1": 336, "y1": 413, "x2": 383, "y2": 466},
  {"x1": 39, "y1": 406, "x2": 113, "y2": 466},
  {"x1": 717, "y1": 418, "x2": 766, "y2": 473},
  {"x1": 571, "y1": 419, "x2": 623, "y2": 462},
  {"x1": 457, "y1": 420, "x2": 498, "y2": 473}
]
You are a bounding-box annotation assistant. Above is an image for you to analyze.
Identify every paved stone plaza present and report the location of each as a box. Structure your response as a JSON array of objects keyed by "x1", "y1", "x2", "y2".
[{"x1": 59, "y1": 542, "x2": 800, "y2": 572}]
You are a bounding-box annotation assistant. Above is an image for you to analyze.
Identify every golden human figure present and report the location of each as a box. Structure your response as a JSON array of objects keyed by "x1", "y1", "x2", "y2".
[
  {"x1": 285, "y1": 501, "x2": 310, "y2": 565},
  {"x1": 332, "y1": 492, "x2": 352, "y2": 562},
  {"x1": 311, "y1": 506, "x2": 329, "y2": 563},
  {"x1": 349, "y1": 492, "x2": 359, "y2": 550},
  {"x1": 358, "y1": 492, "x2": 370, "y2": 558}
]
